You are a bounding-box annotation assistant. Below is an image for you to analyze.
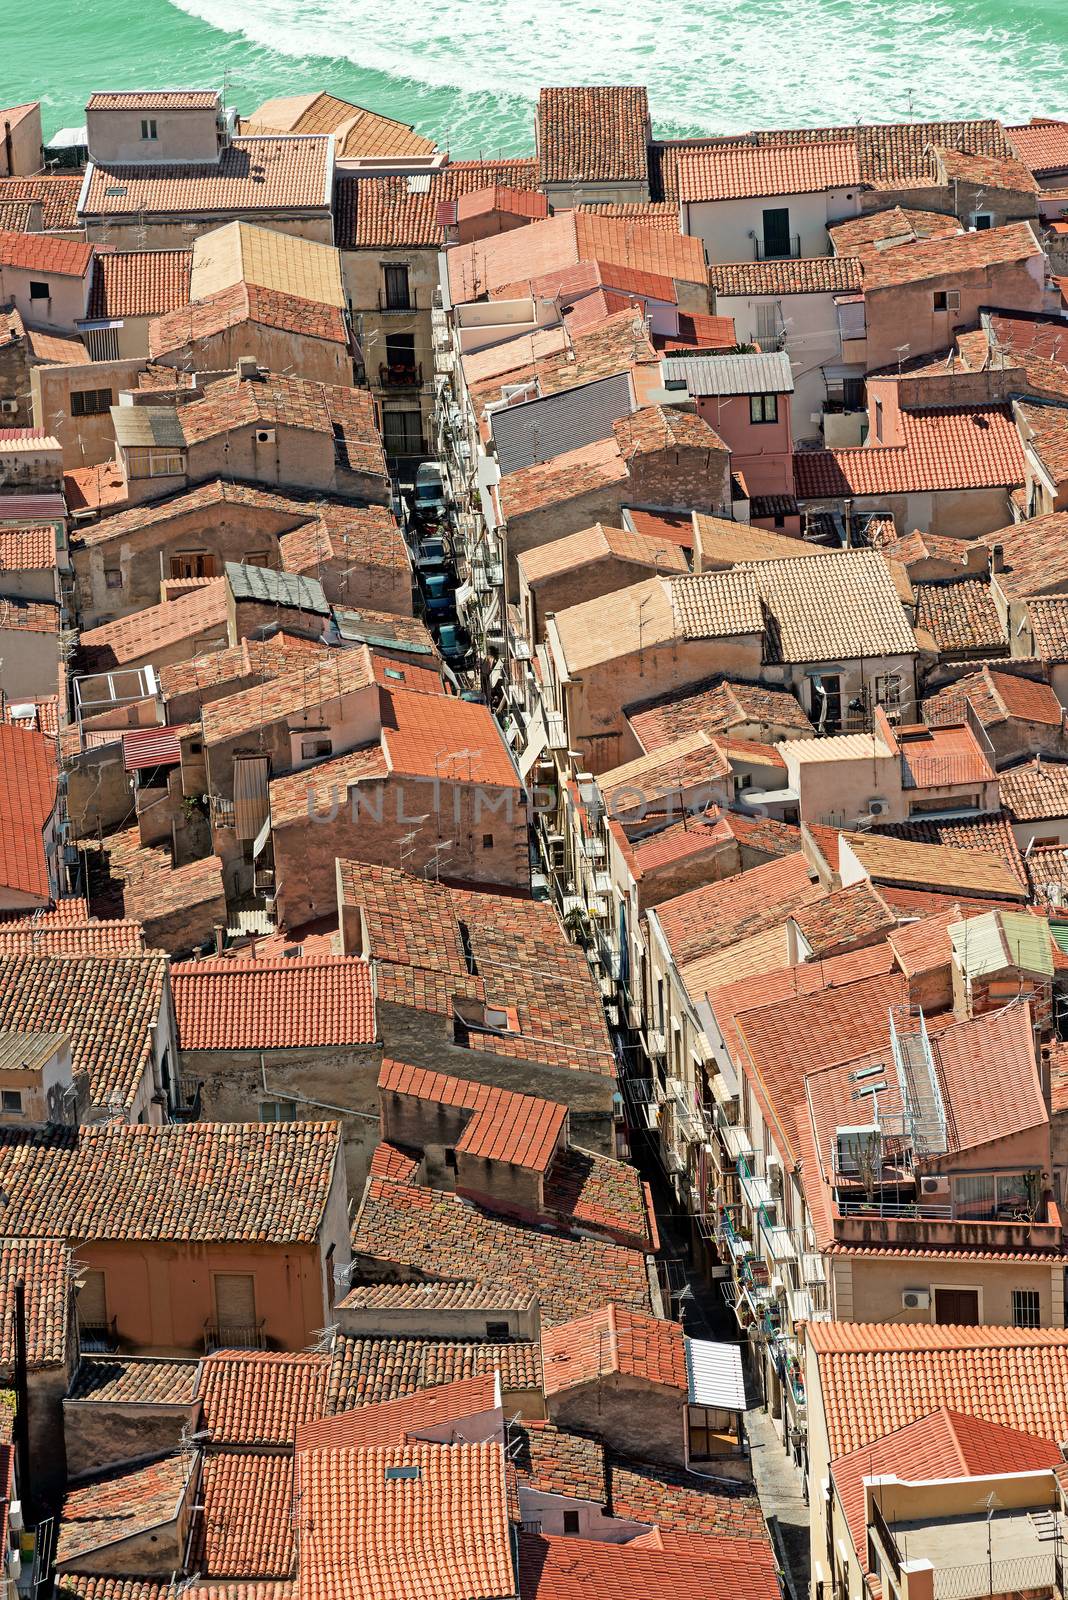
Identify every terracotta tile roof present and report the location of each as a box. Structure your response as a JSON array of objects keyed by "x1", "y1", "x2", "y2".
[
  {"x1": 297, "y1": 1373, "x2": 497, "y2": 1451},
  {"x1": 543, "y1": 1147, "x2": 651, "y2": 1246},
  {"x1": 934, "y1": 144, "x2": 1038, "y2": 191},
  {"x1": 382, "y1": 685, "x2": 521, "y2": 787},
  {"x1": 575, "y1": 201, "x2": 680, "y2": 229},
  {"x1": 0, "y1": 227, "x2": 92, "y2": 277},
  {"x1": 678, "y1": 138, "x2": 859, "y2": 202},
  {"x1": 518, "y1": 522, "x2": 687, "y2": 585},
  {"x1": 711, "y1": 257, "x2": 862, "y2": 296},
  {"x1": 914, "y1": 579, "x2": 1007, "y2": 654},
  {"x1": 627, "y1": 677, "x2": 811, "y2": 750},
  {"x1": 3, "y1": 693, "x2": 59, "y2": 739},
  {"x1": 497, "y1": 433, "x2": 628, "y2": 523},
  {"x1": 84, "y1": 827, "x2": 225, "y2": 941},
  {"x1": 615, "y1": 403, "x2": 727, "y2": 459},
  {"x1": 0, "y1": 597, "x2": 59, "y2": 634},
  {"x1": 79, "y1": 578, "x2": 227, "y2": 670},
  {"x1": 794, "y1": 406, "x2": 1025, "y2": 498},
  {"x1": 149, "y1": 281, "x2": 347, "y2": 357},
  {"x1": 731, "y1": 549, "x2": 917, "y2": 661},
  {"x1": 978, "y1": 512, "x2": 1068, "y2": 598},
  {"x1": 608, "y1": 1457, "x2": 767, "y2": 1538},
  {"x1": 87, "y1": 245, "x2": 193, "y2": 321},
  {"x1": 67, "y1": 1355, "x2": 199, "y2": 1405},
  {"x1": 296, "y1": 1439, "x2": 514, "y2": 1600},
  {"x1": 278, "y1": 503, "x2": 406, "y2": 576},
  {"x1": 190, "y1": 1451, "x2": 295, "y2": 1579},
  {"x1": 860, "y1": 221, "x2": 1041, "y2": 290},
  {"x1": 196, "y1": 1349, "x2": 331, "y2": 1446},
  {"x1": 1001, "y1": 757, "x2": 1068, "y2": 821},
  {"x1": 1027, "y1": 598, "x2": 1068, "y2": 660},
  {"x1": 0, "y1": 1120, "x2": 341, "y2": 1242},
  {"x1": 628, "y1": 818, "x2": 731, "y2": 875},
  {"x1": 340, "y1": 1280, "x2": 537, "y2": 1315},
  {"x1": 60, "y1": 1584, "x2": 293, "y2": 1600},
  {"x1": 843, "y1": 829, "x2": 1026, "y2": 899},
  {"x1": 87, "y1": 90, "x2": 220, "y2": 110},
  {"x1": 246, "y1": 92, "x2": 436, "y2": 160},
  {"x1": 924, "y1": 666, "x2": 1062, "y2": 728},
  {"x1": 536, "y1": 86, "x2": 650, "y2": 186},
  {"x1": 24, "y1": 327, "x2": 90, "y2": 364},
  {"x1": 267, "y1": 742, "x2": 389, "y2": 828},
  {"x1": 509, "y1": 1421, "x2": 607, "y2": 1503},
  {"x1": 875, "y1": 811, "x2": 1027, "y2": 885},
  {"x1": 1007, "y1": 119, "x2": 1068, "y2": 176},
  {"x1": 880, "y1": 529, "x2": 972, "y2": 569},
  {"x1": 517, "y1": 1527, "x2": 779, "y2": 1600},
  {"x1": 808, "y1": 1320, "x2": 1068, "y2": 1458},
  {"x1": 828, "y1": 207, "x2": 961, "y2": 254},
  {"x1": 379, "y1": 1059, "x2": 566, "y2": 1173},
  {"x1": 82, "y1": 137, "x2": 332, "y2": 220},
  {"x1": 335, "y1": 159, "x2": 538, "y2": 250},
  {"x1": 542, "y1": 1305, "x2": 685, "y2": 1395},
  {"x1": 173, "y1": 955, "x2": 375, "y2": 1051},
  {"x1": 656, "y1": 852, "x2": 822, "y2": 970},
  {"x1": 0, "y1": 724, "x2": 56, "y2": 903},
  {"x1": 200, "y1": 647, "x2": 374, "y2": 746},
  {"x1": 1018, "y1": 400, "x2": 1068, "y2": 487},
  {"x1": 0, "y1": 949, "x2": 165, "y2": 1108},
  {"x1": 0, "y1": 175, "x2": 81, "y2": 231},
  {"x1": 180, "y1": 374, "x2": 385, "y2": 479},
  {"x1": 58, "y1": 1454, "x2": 192, "y2": 1565},
  {"x1": 341, "y1": 861, "x2": 617, "y2": 1081},
  {"x1": 598, "y1": 731, "x2": 730, "y2": 812},
  {"x1": 367, "y1": 1141, "x2": 421, "y2": 1184},
  {"x1": 790, "y1": 880, "x2": 895, "y2": 957},
  {"x1": 656, "y1": 311, "x2": 739, "y2": 351},
  {"x1": 0, "y1": 1236, "x2": 69, "y2": 1368},
  {"x1": 326, "y1": 1333, "x2": 541, "y2": 1411},
  {"x1": 352, "y1": 1177, "x2": 653, "y2": 1328}
]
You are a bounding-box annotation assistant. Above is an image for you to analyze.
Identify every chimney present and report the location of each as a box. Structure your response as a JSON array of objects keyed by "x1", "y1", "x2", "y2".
[{"x1": 989, "y1": 542, "x2": 1005, "y2": 574}]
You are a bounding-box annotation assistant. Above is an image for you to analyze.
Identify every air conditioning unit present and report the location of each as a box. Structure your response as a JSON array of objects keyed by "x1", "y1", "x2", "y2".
[
  {"x1": 901, "y1": 1288, "x2": 930, "y2": 1311},
  {"x1": 255, "y1": 428, "x2": 276, "y2": 445},
  {"x1": 867, "y1": 798, "x2": 890, "y2": 816},
  {"x1": 920, "y1": 1175, "x2": 951, "y2": 1199},
  {"x1": 0, "y1": 400, "x2": 18, "y2": 416},
  {"x1": 8, "y1": 1500, "x2": 22, "y2": 1534}
]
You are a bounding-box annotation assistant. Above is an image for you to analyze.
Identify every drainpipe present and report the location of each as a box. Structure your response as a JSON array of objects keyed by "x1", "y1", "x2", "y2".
[{"x1": 12, "y1": 1279, "x2": 31, "y2": 1521}]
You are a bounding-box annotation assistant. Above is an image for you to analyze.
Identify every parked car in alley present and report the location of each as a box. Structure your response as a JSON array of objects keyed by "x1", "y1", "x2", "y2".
[
  {"x1": 411, "y1": 461, "x2": 447, "y2": 526},
  {"x1": 420, "y1": 569, "x2": 455, "y2": 620}
]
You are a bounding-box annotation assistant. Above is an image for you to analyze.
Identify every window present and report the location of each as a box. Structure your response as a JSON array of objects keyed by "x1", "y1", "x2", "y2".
[
  {"x1": 259, "y1": 1100, "x2": 297, "y2": 1121},
  {"x1": 972, "y1": 212, "x2": 993, "y2": 231},
  {"x1": 952, "y1": 1171, "x2": 1034, "y2": 1220},
  {"x1": 141, "y1": 118, "x2": 158, "y2": 140},
  {"x1": 301, "y1": 737, "x2": 333, "y2": 761},
  {"x1": 444, "y1": 1147, "x2": 458, "y2": 1171},
  {"x1": 749, "y1": 393, "x2": 778, "y2": 425},
  {"x1": 482, "y1": 833, "x2": 494, "y2": 849},
  {"x1": 874, "y1": 397, "x2": 884, "y2": 441},
  {"x1": 381, "y1": 408, "x2": 423, "y2": 457},
  {"x1": 170, "y1": 551, "x2": 216, "y2": 580},
  {"x1": 562, "y1": 1511, "x2": 581, "y2": 1535},
  {"x1": 71, "y1": 388, "x2": 113, "y2": 417},
  {"x1": 29, "y1": 280, "x2": 49, "y2": 300},
  {"x1": 148, "y1": 450, "x2": 184, "y2": 476},
  {"x1": 874, "y1": 673, "x2": 901, "y2": 708},
  {"x1": 485, "y1": 1319, "x2": 510, "y2": 1339},
  {"x1": 933, "y1": 1287, "x2": 980, "y2": 1326},
  {"x1": 933, "y1": 289, "x2": 961, "y2": 312},
  {"x1": 687, "y1": 1403, "x2": 738, "y2": 1459},
  {"x1": 842, "y1": 376, "x2": 865, "y2": 411},
  {"x1": 104, "y1": 567, "x2": 123, "y2": 589},
  {"x1": 84, "y1": 326, "x2": 120, "y2": 362},
  {"x1": 383, "y1": 262, "x2": 412, "y2": 310},
  {"x1": 761, "y1": 207, "x2": 792, "y2": 260},
  {"x1": 244, "y1": 550, "x2": 269, "y2": 568},
  {"x1": 0, "y1": 1090, "x2": 21, "y2": 1114},
  {"x1": 77, "y1": 1269, "x2": 107, "y2": 1329},
  {"x1": 213, "y1": 1272, "x2": 256, "y2": 1335},
  {"x1": 755, "y1": 302, "x2": 783, "y2": 348},
  {"x1": 1012, "y1": 1288, "x2": 1041, "y2": 1328}
]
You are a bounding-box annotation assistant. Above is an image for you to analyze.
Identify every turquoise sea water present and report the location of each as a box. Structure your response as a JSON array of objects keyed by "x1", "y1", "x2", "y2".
[{"x1": 8, "y1": 0, "x2": 1068, "y2": 159}]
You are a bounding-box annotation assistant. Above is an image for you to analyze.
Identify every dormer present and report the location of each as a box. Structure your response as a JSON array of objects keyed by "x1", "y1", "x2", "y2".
[
  {"x1": 85, "y1": 89, "x2": 225, "y2": 166},
  {"x1": 0, "y1": 1029, "x2": 86, "y2": 1127}
]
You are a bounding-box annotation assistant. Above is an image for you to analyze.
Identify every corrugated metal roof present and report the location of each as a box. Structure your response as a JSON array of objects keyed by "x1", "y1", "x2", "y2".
[
  {"x1": 109, "y1": 405, "x2": 185, "y2": 449},
  {"x1": 224, "y1": 561, "x2": 330, "y2": 615},
  {"x1": 662, "y1": 351, "x2": 795, "y2": 396},
  {"x1": 950, "y1": 909, "x2": 1053, "y2": 977},
  {"x1": 122, "y1": 726, "x2": 182, "y2": 771},
  {"x1": 491, "y1": 371, "x2": 635, "y2": 477},
  {"x1": 685, "y1": 1337, "x2": 746, "y2": 1410}
]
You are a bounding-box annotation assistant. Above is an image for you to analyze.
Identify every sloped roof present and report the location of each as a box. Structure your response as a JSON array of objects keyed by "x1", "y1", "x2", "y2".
[
  {"x1": 336, "y1": 159, "x2": 538, "y2": 250},
  {"x1": 81, "y1": 137, "x2": 333, "y2": 219},
  {"x1": 172, "y1": 955, "x2": 376, "y2": 1050},
  {"x1": 537, "y1": 86, "x2": 650, "y2": 186},
  {"x1": 0, "y1": 724, "x2": 56, "y2": 902},
  {"x1": 678, "y1": 138, "x2": 860, "y2": 202},
  {"x1": 541, "y1": 1305, "x2": 686, "y2": 1395},
  {"x1": 794, "y1": 406, "x2": 1025, "y2": 498}
]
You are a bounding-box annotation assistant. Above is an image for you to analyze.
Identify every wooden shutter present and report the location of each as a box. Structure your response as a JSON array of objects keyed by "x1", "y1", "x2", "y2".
[
  {"x1": 78, "y1": 1269, "x2": 107, "y2": 1325},
  {"x1": 214, "y1": 1273, "x2": 256, "y2": 1328}
]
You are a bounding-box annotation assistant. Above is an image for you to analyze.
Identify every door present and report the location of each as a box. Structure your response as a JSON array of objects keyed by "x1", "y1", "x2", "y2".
[
  {"x1": 171, "y1": 551, "x2": 216, "y2": 579},
  {"x1": 213, "y1": 1272, "x2": 257, "y2": 1341},
  {"x1": 933, "y1": 1288, "x2": 980, "y2": 1325},
  {"x1": 78, "y1": 1269, "x2": 107, "y2": 1330},
  {"x1": 762, "y1": 207, "x2": 792, "y2": 259},
  {"x1": 809, "y1": 673, "x2": 842, "y2": 734},
  {"x1": 383, "y1": 263, "x2": 411, "y2": 310}
]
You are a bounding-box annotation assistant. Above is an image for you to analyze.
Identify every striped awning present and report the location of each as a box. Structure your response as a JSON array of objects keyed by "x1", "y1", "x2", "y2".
[
  {"x1": 123, "y1": 726, "x2": 181, "y2": 771},
  {"x1": 233, "y1": 755, "x2": 270, "y2": 842}
]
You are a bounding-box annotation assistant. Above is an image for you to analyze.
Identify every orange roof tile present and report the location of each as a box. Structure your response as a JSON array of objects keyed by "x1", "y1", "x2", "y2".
[
  {"x1": 0, "y1": 724, "x2": 55, "y2": 903},
  {"x1": 58, "y1": 1454, "x2": 192, "y2": 1564},
  {"x1": 379, "y1": 1058, "x2": 567, "y2": 1173},
  {"x1": 190, "y1": 1451, "x2": 295, "y2": 1579},
  {"x1": 795, "y1": 406, "x2": 1025, "y2": 498},
  {"x1": 88, "y1": 248, "x2": 192, "y2": 319},
  {"x1": 1007, "y1": 119, "x2": 1068, "y2": 176},
  {"x1": 296, "y1": 1374, "x2": 498, "y2": 1451},
  {"x1": 517, "y1": 1527, "x2": 779, "y2": 1600},
  {"x1": 541, "y1": 1304, "x2": 686, "y2": 1395},
  {"x1": 656, "y1": 852, "x2": 822, "y2": 969},
  {"x1": 81, "y1": 137, "x2": 332, "y2": 220},
  {"x1": 198, "y1": 1350, "x2": 331, "y2": 1447},
  {"x1": 861, "y1": 221, "x2": 1041, "y2": 290},
  {"x1": 711, "y1": 257, "x2": 862, "y2": 296},
  {"x1": 149, "y1": 280, "x2": 347, "y2": 356},
  {"x1": 808, "y1": 1321, "x2": 1068, "y2": 1457},
  {"x1": 0, "y1": 1237, "x2": 69, "y2": 1368},
  {"x1": 79, "y1": 578, "x2": 227, "y2": 669},
  {"x1": 172, "y1": 954, "x2": 375, "y2": 1051},
  {"x1": 0, "y1": 227, "x2": 92, "y2": 277},
  {"x1": 295, "y1": 1440, "x2": 515, "y2": 1600},
  {"x1": 0, "y1": 175, "x2": 81, "y2": 231},
  {"x1": 678, "y1": 139, "x2": 860, "y2": 202},
  {"x1": 537, "y1": 86, "x2": 649, "y2": 186},
  {"x1": 336, "y1": 159, "x2": 538, "y2": 250},
  {"x1": 382, "y1": 685, "x2": 520, "y2": 787}
]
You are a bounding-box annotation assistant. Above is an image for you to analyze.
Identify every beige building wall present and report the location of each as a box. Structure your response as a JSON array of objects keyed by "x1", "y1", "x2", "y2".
[
  {"x1": 342, "y1": 245, "x2": 438, "y2": 462},
  {"x1": 83, "y1": 214, "x2": 333, "y2": 249}
]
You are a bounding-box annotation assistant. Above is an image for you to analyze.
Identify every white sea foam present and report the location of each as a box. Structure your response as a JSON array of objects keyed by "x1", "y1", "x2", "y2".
[{"x1": 167, "y1": 0, "x2": 1068, "y2": 144}]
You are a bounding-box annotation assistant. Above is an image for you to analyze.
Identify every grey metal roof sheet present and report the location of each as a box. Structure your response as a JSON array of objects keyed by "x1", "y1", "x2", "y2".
[
  {"x1": 491, "y1": 371, "x2": 635, "y2": 477},
  {"x1": 661, "y1": 350, "x2": 795, "y2": 396},
  {"x1": 109, "y1": 404, "x2": 186, "y2": 449},
  {"x1": 224, "y1": 561, "x2": 329, "y2": 615}
]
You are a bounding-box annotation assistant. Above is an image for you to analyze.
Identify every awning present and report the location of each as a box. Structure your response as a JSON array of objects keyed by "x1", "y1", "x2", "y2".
[
  {"x1": 685, "y1": 1338, "x2": 746, "y2": 1411},
  {"x1": 233, "y1": 755, "x2": 270, "y2": 842},
  {"x1": 123, "y1": 726, "x2": 181, "y2": 772},
  {"x1": 518, "y1": 709, "x2": 549, "y2": 781}
]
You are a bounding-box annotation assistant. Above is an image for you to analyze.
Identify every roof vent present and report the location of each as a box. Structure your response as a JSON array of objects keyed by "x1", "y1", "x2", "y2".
[{"x1": 384, "y1": 1465, "x2": 421, "y2": 1482}]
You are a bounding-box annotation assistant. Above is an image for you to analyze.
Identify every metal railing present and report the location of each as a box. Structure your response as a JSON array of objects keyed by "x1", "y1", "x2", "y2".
[
  {"x1": 934, "y1": 1551, "x2": 1057, "y2": 1600},
  {"x1": 377, "y1": 288, "x2": 420, "y2": 312},
  {"x1": 754, "y1": 235, "x2": 801, "y2": 260},
  {"x1": 379, "y1": 362, "x2": 423, "y2": 388},
  {"x1": 204, "y1": 1319, "x2": 266, "y2": 1352},
  {"x1": 78, "y1": 1316, "x2": 118, "y2": 1353},
  {"x1": 171, "y1": 1076, "x2": 202, "y2": 1124}
]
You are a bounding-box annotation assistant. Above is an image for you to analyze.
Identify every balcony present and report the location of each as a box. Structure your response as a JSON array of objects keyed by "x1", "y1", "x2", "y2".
[
  {"x1": 833, "y1": 1195, "x2": 1063, "y2": 1254},
  {"x1": 170, "y1": 1075, "x2": 202, "y2": 1123},
  {"x1": 754, "y1": 235, "x2": 801, "y2": 260},
  {"x1": 377, "y1": 289, "x2": 421, "y2": 313},
  {"x1": 379, "y1": 362, "x2": 423, "y2": 389},
  {"x1": 78, "y1": 1316, "x2": 118, "y2": 1353},
  {"x1": 204, "y1": 1319, "x2": 266, "y2": 1352}
]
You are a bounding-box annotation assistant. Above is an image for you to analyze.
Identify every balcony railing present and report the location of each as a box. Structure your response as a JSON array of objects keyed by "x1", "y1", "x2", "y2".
[
  {"x1": 78, "y1": 1316, "x2": 118, "y2": 1353},
  {"x1": 379, "y1": 362, "x2": 423, "y2": 389},
  {"x1": 754, "y1": 235, "x2": 801, "y2": 260},
  {"x1": 204, "y1": 1319, "x2": 266, "y2": 1352},
  {"x1": 377, "y1": 289, "x2": 420, "y2": 313}
]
